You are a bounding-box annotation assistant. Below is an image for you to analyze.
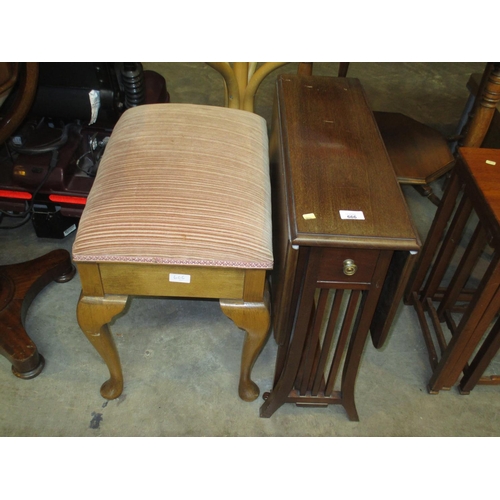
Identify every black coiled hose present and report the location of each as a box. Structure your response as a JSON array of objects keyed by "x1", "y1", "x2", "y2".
[{"x1": 121, "y1": 63, "x2": 146, "y2": 108}]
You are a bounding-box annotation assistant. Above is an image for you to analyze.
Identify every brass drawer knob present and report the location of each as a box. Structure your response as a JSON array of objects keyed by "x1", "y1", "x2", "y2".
[{"x1": 343, "y1": 259, "x2": 357, "y2": 276}]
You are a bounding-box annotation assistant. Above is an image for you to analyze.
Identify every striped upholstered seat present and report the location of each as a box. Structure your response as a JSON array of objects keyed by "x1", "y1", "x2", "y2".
[
  {"x1": 73, "y1": 103, "x2": 273, "y2": 269},
  {"x1": 72, "y1": 103, "x2": 273, "y2": 403}
]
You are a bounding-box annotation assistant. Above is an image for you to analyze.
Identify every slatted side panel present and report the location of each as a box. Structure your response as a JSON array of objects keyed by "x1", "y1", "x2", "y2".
[
  {"x1": 421, "y1": 191, "x2": 473, "y2": 301},
  {"x1": 294, "y1": 287, "x2": 364, "y2": 397},
  {"x1": 417, "y1": 182, "x2": 492, "y2": 312},
  {"x1": 424, "y1": 214, "x2": 494, "y2": 338}
]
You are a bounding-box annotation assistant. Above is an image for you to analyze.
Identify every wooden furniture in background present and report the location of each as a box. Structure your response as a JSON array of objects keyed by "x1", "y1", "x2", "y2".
[
  {"x1": 298, "y1": 62, "x2": 350, "y2": 77},
  {"x1": 1, "y1": 63, "x2": 76, "y2": 378},
  {"x1": 297, "y1": 62, "x2": 455, "y2": 205},
  {"x1": 404, "y1": 63, "x2": 500, "y2": 395},
  {"x1": 259, "y1": 75, "x2": 420, "y2": 420},
  {"x1": 0, "y1": 63, "x2": 39, "y2": 144},
  {"x1": 373, "y1": 112, "x2": 455, "y2": 204},
  {"x1": 206, "y1": 62, "x2": 287, "y2": 112},
  {"x1": 0, "y1": 250, "x2": 75, "y2": 378},
  {"x1": 405, "y1": 148, "x2": 500, "y2": 394},
  {"x1": 460, "y1": 63, "x2": 500, "y2": 149}
]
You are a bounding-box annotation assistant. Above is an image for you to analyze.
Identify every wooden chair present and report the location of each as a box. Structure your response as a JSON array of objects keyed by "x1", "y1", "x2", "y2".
[
  {"x1": 451, "y1": 63, "x2": 500, "y2": 152},
  {"x1": 459, "y1": 62, "x2": 500, "y2": 149},
  {"x1": 1, "y1": 63, "x2": 76, "y2": 378},
  {"x1": 297, "y1": 63, "x2": 455, "y2": 205},
  {"x1": 72, "y1": 103, "x2": 273, "y2": 402}
]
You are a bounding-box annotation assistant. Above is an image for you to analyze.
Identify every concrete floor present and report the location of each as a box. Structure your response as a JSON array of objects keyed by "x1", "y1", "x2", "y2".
[{"x1": 2, "y1": 62, "x2": 499, "y2": 437}]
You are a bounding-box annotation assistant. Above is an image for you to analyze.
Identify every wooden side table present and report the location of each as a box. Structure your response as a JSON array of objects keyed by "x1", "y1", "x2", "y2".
[
  {"x1": 405, "y1": 147, "x2": 500, "y2": 394},
  {"x1": 260, "y1": 75, "x2": 420, "y2": 420}
]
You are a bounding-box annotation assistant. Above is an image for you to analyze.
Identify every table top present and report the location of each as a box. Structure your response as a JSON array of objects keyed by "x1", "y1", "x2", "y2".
[
  {"x1": 459, "y1": 147, "x2": 500, "y2": 245},
  {"x1": 275, "y1": 74, "x2": 420, "y2": 251}
]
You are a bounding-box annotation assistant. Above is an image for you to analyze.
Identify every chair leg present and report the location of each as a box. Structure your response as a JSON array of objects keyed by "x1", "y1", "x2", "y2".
[
  {"x1": 220, "y1": 288, "x2": 271, "y2": 402},
  {"x1": 412, "y1": 183, "x2": 441, "y2": 206},
  {"x1": 77, "y1": 293, "x2": 129, "y2": 400}
]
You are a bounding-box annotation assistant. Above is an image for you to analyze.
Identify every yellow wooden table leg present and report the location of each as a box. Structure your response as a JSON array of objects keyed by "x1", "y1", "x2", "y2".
[
  {"x1": 220, "y1": 288, "x2": 271, "y2": 402},
  {"x1": 77, "y1": 293, "x2": 129, "y2": 400}
]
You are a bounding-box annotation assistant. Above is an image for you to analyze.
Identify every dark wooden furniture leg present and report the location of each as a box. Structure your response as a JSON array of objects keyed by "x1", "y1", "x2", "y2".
[
  {"x1": 0, "y1": 249, "x2": 75, "y2": 378},
  {"x1": 459, "y1": 316, "x2": 500, "y2": 394}
]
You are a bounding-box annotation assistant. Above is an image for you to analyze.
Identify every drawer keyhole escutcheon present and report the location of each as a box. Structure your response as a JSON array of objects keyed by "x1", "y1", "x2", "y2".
[{"x1": 343, "y1": 259, "x2": 357, "y2": 276}]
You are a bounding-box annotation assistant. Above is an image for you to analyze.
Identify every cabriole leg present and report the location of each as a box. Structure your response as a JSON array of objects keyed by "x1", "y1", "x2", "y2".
[
  {"x1": 77, "y1": 293, "x2": 129, "y2": 400},
  {"x1": 220, "y1": 289, "x2": 270, "y2": 402}
]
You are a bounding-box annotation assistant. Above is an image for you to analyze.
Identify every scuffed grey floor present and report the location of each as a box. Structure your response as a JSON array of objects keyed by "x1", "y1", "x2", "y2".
[{"x1": 2, "y1": 62, "x2": 499, "y2": 437}]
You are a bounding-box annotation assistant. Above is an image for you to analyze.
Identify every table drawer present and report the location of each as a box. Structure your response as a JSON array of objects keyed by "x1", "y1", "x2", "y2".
[{"x1": 317, "y1": 247, "x2": 380, "y2": 284}]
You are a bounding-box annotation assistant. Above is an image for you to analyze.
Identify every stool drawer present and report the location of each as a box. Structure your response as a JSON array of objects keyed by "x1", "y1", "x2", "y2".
[{"x1": 99, "y1": 263, "x2": 246, "y2": 299}]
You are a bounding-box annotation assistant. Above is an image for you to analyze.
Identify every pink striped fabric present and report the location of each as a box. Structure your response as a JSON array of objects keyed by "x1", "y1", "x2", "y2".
[{"x1": 72, "y1": 104, "x2": 273, "y2": 269}]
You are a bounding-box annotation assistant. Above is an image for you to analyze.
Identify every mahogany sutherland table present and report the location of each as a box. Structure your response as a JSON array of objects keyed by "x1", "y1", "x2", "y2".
[{"x1": 260, "y1": 75, "x2": 421, "y2": 420}]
